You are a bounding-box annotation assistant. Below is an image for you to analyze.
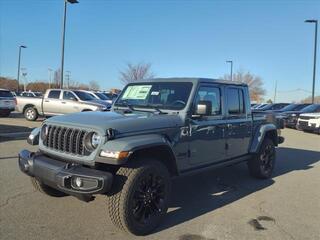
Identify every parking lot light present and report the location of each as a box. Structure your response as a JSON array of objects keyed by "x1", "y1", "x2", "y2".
[
  {"x1": 226, "y1": 60, "x2": 233, "y2": 81},
  {"x1": 17, "y1": 45, "x2": 27, "y2": 92},
  {"x1": 60, "y1": 0, "x2": 79, "y2": 89},
  {"x1": 304, "y1": 19, "x2": 318, "y2": 104}
]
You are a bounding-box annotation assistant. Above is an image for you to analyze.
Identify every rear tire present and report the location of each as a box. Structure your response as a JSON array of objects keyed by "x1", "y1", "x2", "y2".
[
  {"x1": 30, "y1": 177, "x2": 66, "y2": 197},
  {"x1": 107, "y1": 159, "x2": 171, "y2": 235},
  {"x1": 24, "y1": 107, "x2": 38, "y2": 121},
  {"x1": 248, "y1": 138, "x2": 276, "y2": 179}
]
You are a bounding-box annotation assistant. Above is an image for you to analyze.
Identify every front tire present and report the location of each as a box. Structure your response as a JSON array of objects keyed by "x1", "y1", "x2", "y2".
[
  {"x1": 24, "y1": 107, "x2": 38, "y2": 121},
  {"x1": 107, "y1": 159, "x2": 171, "y2": 235},
  {"x1": 248, "y1": 138, "x2": 276, "y2": 179},
  {"x1": 30, "y1": 177, "x2": 66, "y2": 197}
]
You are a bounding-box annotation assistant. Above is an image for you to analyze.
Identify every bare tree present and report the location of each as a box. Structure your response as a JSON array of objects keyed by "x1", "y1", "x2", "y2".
[
  {"x1": 88, "y1": 80, "x2": 100, "y2": 91},
  {"x1": 300, "y1": 95, "x2": 320, "y2": 104},
  {"x1": 222, "y1": 70, "x2": 266, "y2": 102},
  {"x1": 120, "y1": 63, "x2": 154, "y2": 85}
]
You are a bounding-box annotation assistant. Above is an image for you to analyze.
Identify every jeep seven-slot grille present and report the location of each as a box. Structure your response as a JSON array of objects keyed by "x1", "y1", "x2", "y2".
[{"x1": 44, "y1": 125, "x2": 87, "y2": 156}]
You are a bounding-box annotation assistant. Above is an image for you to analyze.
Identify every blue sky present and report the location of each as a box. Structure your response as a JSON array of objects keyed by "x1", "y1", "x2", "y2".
[{"x1": 0, "y1": 0, "x2": 319, "y2": 102}]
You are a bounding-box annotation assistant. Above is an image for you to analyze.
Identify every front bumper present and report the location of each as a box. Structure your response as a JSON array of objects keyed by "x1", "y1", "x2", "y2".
[{"x1": 18, "y1": 150, "x2": 113, "y2": 201}]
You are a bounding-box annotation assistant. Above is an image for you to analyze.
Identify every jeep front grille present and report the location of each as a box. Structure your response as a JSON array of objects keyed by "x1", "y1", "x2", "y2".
[{"x1": 44, "y1": 125, "x2": 88, "y2": 156}]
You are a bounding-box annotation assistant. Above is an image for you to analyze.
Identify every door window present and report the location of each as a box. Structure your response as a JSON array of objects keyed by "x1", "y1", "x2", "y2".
[
  {"x1": 63, "y1": 91, "x2": 77, "y2": 100},
  {"x1": 195, "y1": 86, "x2": 221, "y2": 115},
  {"x1": 47, "y1": 90, "x2": 61, "y2": 99},
  {"x1": 227, "y1": 88, "x2": 245, "y2": 115}
]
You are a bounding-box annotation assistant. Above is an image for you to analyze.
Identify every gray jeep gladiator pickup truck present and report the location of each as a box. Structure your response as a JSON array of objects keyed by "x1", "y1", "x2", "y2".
[{"x1": 18, "y1": 78, "x2": 284, "y2": 235}]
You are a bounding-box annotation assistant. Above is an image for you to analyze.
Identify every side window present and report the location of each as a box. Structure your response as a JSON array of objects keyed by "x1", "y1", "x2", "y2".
[
  {"x1": 227, "y1": 88, "x2": 245, "y2": 115},
  {"x1": 63, "y1": 91, "x2": 76, "y2": 100},
  {"x1": 195, "y1": 86, "x2": 221, "y2": 115},
  {"x1": 48, "y1": 90, "x2": 61, "y2": 99}
]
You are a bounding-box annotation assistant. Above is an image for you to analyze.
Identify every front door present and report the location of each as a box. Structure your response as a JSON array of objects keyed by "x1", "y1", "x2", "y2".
[{"x1": 188, "y1": 85, "x2": 227, "y2": 165}]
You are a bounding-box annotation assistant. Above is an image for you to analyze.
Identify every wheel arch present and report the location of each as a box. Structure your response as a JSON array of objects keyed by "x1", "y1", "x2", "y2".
[
  {"x1": 129, "y1": 144, "x2": 178, "y2": 177},
  {"x1": 23, "y1": 104, "x2": 37, "y2": 114},
  {"x1": 249, "y1": 124, "x2": 278, "y2": 153},
  {"x1": 98, "y1": 134, "x2": 179, "y2": 176}
]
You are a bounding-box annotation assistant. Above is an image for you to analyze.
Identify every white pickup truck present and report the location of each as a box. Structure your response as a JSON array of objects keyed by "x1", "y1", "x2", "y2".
[
  {"x1": 297, "y1": 112, "x2": 320, "y2": 134},
  {"x1": 16, "y1": 89, "x2": 111, "y2": 121}
]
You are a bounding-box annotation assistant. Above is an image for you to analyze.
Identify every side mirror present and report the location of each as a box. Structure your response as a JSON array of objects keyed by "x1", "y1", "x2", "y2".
[{"x1": 193, "y1": 101, "x2": 212, "y2": 117}]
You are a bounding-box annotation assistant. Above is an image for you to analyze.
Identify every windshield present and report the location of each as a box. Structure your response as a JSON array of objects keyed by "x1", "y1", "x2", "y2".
[
  {"x1": 115, "y1": 82, "x2": 193, "y2": 110},
  {"x1": 73, "y1": 91, "x2": 96, "y2": 101},
  {"x1": 0, "y1": 90, "x2": 13, "y2": 98},
  {"x1": 294, "y1": 104, "x2": 310, "y2": 111},
  {"x1": 280, "y1": 104, "x2": 298, "y2": 111},
  {"x1": 95, "y1": 92, "x2": 109, "y2": 100},
  {"x1": 301, "y1": 104, "x2": 320, "y2": 112}
]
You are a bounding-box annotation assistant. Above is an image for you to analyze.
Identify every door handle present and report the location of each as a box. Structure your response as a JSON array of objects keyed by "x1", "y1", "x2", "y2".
[
  {"x1": 44, "y1": 100, "x2": 50, "y2": 102},
  {"x1": 61, "y1": 102, "x2": 66, "y2": 104}
]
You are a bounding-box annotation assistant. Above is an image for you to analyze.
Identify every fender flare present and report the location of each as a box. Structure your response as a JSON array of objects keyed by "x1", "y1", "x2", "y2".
[
  {"x1": 249, "y1": 124, "x2": 278, "y2": 153},
  {"x1": 96, "y1": 134, "x2": 176, "y2": 165}
]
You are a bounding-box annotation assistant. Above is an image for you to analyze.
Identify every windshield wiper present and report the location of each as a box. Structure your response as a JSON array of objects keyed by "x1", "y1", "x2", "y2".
[{"x1": 144, "y1": 104, "x2": 168, "y2": 114}]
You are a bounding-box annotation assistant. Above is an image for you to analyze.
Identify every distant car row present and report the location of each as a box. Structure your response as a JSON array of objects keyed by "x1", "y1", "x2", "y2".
[
  {"x1": 0, "y1": 88, "x2": 119, "y2": 120},
  {"x1": 251, "y1": 103, "x2": 320, "y2": 134}
]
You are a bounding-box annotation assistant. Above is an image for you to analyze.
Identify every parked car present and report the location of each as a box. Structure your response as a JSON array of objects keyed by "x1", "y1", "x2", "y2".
[
  {"x1": 20, "y1": 91, "x2": 43, "y2": 98},
  {"x1": 84, "y1": 90, "x2": 113, "y2": 104},
  {"x1": 16, "y1": 89, "x2": 111, "y2": 121},
  {"x1": 257, "y1": 103, "x2": 290, "y2": 111},
  {"x1": 252, "y1": 103, "x2": 268, "y2": 109},
  {"x1": 0, "y1": 89, "x2": 16, "y2": 117},
  {"x1": 283, "y1": 104, "x2": 320, "y2": 128},
  {"x1": 102, "y1": 92, "x2": 119, "y2": 103},
  {"x1": 19, "y1": 78, "x2": 284, "y2": 235},
  {"x1": 272, "y1": 103, "x2": 311, "y2": 113},
  {"x1": 296, "y1": 113, "x2": 320, "y2": 134}
]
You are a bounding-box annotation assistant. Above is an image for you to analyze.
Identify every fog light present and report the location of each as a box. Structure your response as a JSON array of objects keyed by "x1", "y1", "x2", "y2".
[
  {"x1": 75, "y1": 177, "x2": 83, "y2": 188},
  {"x1": 70, "y1": 176, "x2": 99, "y2": 191}
]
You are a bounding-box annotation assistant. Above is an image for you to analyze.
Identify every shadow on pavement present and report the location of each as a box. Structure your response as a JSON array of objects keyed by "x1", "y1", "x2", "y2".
[
  {"x1": 0, "y1": 124, "x2": 34, "y2": 143},
  {"x1": 155, "y1": 147, "x2": 320, "y2": 233}
]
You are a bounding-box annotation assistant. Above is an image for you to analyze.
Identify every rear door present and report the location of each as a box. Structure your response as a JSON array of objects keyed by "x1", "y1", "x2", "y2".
[
  {"x1": 225, "y1": 86, "x2": 252, "y2": 158},
  {"x1": 43, "y1": 90, "x2": 62, "y2": 115}
]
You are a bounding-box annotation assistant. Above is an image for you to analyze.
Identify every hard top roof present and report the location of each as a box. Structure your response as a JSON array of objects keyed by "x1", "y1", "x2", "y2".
[{"x1": 135, "y1": 77, "x2": 247, "y2": 86}]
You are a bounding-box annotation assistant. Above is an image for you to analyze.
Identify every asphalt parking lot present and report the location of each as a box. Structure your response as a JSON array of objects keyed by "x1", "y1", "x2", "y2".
[{"x1": 0, "y1": 116, "x2": 319, "y2": 240}]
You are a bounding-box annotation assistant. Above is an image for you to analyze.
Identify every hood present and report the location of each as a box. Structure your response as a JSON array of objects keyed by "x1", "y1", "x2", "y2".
[
  {"x1": 87, "y1": 99, "x2": 111, "y2": 107},
  {"x1": 45, "y1": 111, "x2": 183, "y2": 136}
]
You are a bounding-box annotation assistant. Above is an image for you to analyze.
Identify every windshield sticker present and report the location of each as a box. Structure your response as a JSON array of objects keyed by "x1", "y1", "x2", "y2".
[
  {"x1": 151, "y1": 91, "x2": 159, "y2": 96},
  {"x1": 122, "y1": 85, "x2": 152, "y2": 100}
]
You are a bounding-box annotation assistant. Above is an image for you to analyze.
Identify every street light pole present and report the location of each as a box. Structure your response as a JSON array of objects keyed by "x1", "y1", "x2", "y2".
[
  {"x1": 17, "y1": 45, "x2": 27, "y2": 92},
  {"x1": 60, "y1": 0, "x2": 78, "y2": 89},
  {"x1": 226, "y1": 60, "x2": 233, "y2": 81},
  {"x1": 48, "y1": 68, "x2": 53, "y2": 88},
  {"x1": 305, "y1": 19, "x2": 318, "y2": 104}
]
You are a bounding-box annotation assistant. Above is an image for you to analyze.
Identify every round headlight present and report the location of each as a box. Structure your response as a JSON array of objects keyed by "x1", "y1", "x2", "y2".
[
  {"x1": 91, "y1": 132, "x2": 101, "y2": 148},
  {"x1": 41, "y1": 124, "x2": 48, "y2": 140}
]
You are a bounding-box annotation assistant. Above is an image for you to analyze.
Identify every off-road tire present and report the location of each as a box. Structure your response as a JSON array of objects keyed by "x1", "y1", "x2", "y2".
[
  {"x1": 30, "y1": 177, "x2": 66, "y2": 197},
  {"x1": 24, "y1": 107, "x2": 38, "y2": 121},
  {"x1": 107, "y1": 159, "x2": 171, "y2": 235},
  {"x1": 248, "y1": 138, "x2": 276, "y2": 179}
]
